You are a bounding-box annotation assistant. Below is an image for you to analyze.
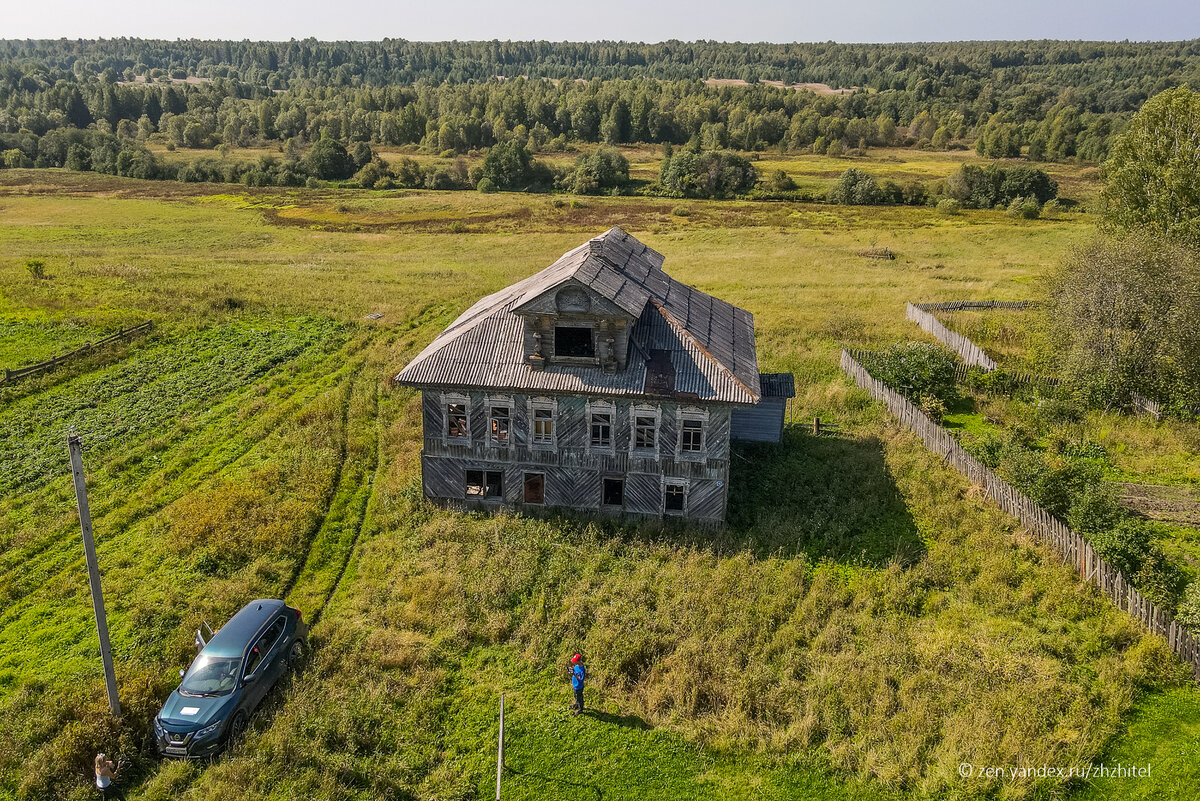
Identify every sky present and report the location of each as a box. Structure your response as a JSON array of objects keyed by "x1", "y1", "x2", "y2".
[{"x1": 5, "y1": 0, "x2": 1200, "y2": 43}]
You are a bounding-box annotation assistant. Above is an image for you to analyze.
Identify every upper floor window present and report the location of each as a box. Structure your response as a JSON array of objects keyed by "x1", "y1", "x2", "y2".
[
  {"x1": 590, "y1": 411, "x2": 612, "y2": 448},
  {"x1": 680, "y1": 418, "x2": 704, "y2": 453},
  {"x1": 677, "y1": 408, "x2": 709, "y2": 458},
  {"x1": 631, "y1": 405, "x2": 660, "y2": 454},
  {"x1": 446, "y1": 402, "x2": 468, "y2": 439},
  {"x1": 488, "y1": 404, "x2": 511, "y2": 446},
  {"x1": 555, "y1": 326, "x2": 595, "y2": 359},
  {"x1": 535, "y1": 407, "x2": 552, "y2": 443}
]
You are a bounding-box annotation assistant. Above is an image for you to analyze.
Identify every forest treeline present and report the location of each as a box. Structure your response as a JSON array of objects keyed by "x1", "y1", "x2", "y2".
[{"x1": 2, "y1": 38, "x2": 1199, "y2": 168}]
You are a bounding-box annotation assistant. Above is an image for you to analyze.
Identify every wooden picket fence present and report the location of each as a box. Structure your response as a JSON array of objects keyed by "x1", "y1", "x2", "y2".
[
  {"x1": 913, "y1": 300, "x2": 1038, "y2": 312},
  {"x1": 1, "y1": 321, "x2": 153, "y2": 385},
  {"x1": 841, "y1": 348, "x2": 1200, "y2": 680},
  {"x1": 906, "y1": 302, "x2": 997, "y2": 369}
]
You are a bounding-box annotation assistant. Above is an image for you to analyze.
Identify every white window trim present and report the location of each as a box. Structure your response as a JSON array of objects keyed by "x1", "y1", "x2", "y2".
[
  {"x1": 486, "y1": 395, "x2": 514, "y2": 448},
  {"x1": 529, "y1": 396, "x2": 558, "y2": 450},
  {"x1": 662, "y1": 476, "x2": 688, "y2": 516},
  {"x1": 442, "y1": 391, "x2": 471, "y2": 445},
  {"x1": 675, "y1": 406, "x2": 710, "y2": 461},
  {"x1": 629, "y1": 404, "x2": 661, "y2": 457},
  {"x1": 586, "y1": 399, "x2": 617, "y2": 455}
]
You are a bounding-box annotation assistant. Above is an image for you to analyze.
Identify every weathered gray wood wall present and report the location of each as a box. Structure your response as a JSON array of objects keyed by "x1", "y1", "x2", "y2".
[
  {"x1": 420, "y1": 390, "x2": 731, "y2": 522},
  {"x1": 730, "y1": 397, "x2": 787, "y2": 442},
  {"x1": 841, "y1": 348, "x2": 1200, "y2": 681}
]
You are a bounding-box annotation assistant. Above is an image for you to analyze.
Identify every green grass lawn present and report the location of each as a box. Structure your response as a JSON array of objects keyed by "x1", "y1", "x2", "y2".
[{"x1": 1, "y1": 167, "x2": 1197, "y2": 801}]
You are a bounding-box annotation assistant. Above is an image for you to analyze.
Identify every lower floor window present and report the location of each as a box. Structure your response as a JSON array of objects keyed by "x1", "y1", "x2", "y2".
[
  {"x1": 524, "y1": 472, "x2": 545, "y2": 504},
  {"x1": 664, "y1": 482, "x2": 686, "y2": 513},
  {"x1": 602, "y1": 477, "x2": 625, "y2": 507},
  {"x1": 466, "y1": 469, "x2": 503, "y2": 499}
]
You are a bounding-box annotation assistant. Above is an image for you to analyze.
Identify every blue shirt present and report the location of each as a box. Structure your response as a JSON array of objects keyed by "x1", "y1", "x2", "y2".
[{"x1": 571, "y1": 663, "x2": 586, "y2": 689}]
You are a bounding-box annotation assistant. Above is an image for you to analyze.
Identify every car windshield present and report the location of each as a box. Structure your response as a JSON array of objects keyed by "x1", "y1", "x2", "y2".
[{"x1": 179, "y1": 654, "x2": 241, "y2": 696}]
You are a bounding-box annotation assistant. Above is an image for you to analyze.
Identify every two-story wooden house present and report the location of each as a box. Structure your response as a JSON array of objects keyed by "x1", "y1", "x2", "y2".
[{"x1": 394, "y1": 227, "x2": 793, "y2": 524}]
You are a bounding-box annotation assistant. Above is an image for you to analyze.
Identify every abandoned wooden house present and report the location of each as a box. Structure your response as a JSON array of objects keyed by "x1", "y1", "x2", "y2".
[{"x1": 394, "y1": 227, "x2": 794, "y2": 523}]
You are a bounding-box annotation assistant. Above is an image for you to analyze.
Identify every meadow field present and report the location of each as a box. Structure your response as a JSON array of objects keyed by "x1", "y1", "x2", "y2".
[{"x1": 1, "y1": 166, "x2": 1197, "y2": 801}]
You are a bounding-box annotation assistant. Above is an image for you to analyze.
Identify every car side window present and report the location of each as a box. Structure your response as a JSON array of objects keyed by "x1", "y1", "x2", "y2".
[{"x1": 245, "y1": 617, "x2": 287, "y2": 676}]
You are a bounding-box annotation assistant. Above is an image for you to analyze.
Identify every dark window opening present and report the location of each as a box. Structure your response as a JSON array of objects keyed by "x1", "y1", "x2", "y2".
[
  {"x1": 664, "y1": 483, "x2": 686, "y2": 513},
  {"x1": 634, "y1": 416, "x2": 657, "y2": 450},
  {"x1": 524, "y1": 472, "x2": 545, "y2": 504},
  {"x1": 590, "y1": 412, "x2": 612, "y2": 448},
  {"x1": 489, "y1": 406, "x2": 510, "y2": 445},
  {"x1": 602, "y1": 477, "x2": 625, "y2": 507},
  {"x1": 681, "y1": 419, "x2": 704, "y2": 453},
  {"x1": 555, "y1": 326, "x2": 595, "y2": 358},
  {"x1": 446, "y1": 403, "x2": 468, "y2": 438},
  {"x1": 466, "y1": 469, "x2": 503, "y2": 499}
]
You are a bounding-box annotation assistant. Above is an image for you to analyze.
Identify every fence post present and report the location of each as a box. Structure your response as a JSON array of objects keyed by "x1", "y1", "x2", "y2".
[{"x1": 495, "y1": 693, "x2": 505, "y2": 801}]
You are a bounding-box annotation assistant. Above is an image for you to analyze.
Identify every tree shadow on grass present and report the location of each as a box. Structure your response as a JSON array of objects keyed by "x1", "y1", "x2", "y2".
[{"x1": 724, "y1": 425, "x2": 925, "y2": 566}]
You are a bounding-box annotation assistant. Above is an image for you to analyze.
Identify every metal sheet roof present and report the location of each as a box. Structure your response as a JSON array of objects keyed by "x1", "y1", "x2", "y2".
[{"x1": 396, "y1": 227, "x2": 761, "y2": 405}]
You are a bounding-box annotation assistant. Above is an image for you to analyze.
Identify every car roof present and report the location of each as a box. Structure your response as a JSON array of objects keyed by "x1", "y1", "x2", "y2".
[{"x1": 201, "y1": 599, "x2": 286, "y2": 658}]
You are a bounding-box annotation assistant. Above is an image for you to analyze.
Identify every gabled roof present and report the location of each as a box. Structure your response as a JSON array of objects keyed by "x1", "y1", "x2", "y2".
[{"x1": 395, "y1": 227, "x2": 761, "y2": 405}]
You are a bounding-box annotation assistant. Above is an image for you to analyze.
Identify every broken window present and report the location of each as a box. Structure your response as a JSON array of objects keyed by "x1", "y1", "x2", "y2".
[
  {"x1": 533, "y1": 406, "x2": 554, "y2": 444},
  {"x1": 602, "y1": 477, "x2": 624, "y2": 507},
  {"x1": 446, "y1": 403, "x2": 468, "y2": 439},
  {"x1": 555, "y1": 326, "x2": 595, "y2": 358},
  {"x1": 489, "y1": 406, "x2": 510, "y2": 445},
  {"x1": 633, "y1": 415, "x2": 657, "y2": 450},
  {"x1": 590, "y1": 412, "x2": 612, "y2": 448},
  {"x1": 680, "y1": 418, "x2": 704, "y2": 453},
  {"x1": 465, "y1": 469, "x2": 503, "y2": 499},
  {"x1": 664, "y1": 482, "x2": 686, "y2": 513},
  {"x1": 523, "y1": 472, "x2": 545, "y2": 504}
]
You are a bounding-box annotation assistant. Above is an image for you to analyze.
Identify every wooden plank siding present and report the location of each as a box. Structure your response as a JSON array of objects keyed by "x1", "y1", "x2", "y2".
[{"x1": 421, "y1": 390, "x2": 732, "y2": 523}]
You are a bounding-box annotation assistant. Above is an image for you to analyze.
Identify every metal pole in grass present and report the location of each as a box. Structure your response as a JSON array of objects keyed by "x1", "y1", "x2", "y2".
[
  {"x1": 495, "y1": 693, "x2": 505, "y2": 800},
  {"x1": 67, "y1": 429, "x2": 121, "y2": 717}
]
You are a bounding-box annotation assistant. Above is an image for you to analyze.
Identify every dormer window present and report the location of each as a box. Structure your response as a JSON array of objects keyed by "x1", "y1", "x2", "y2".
[{"x1": 554, "y1": 325, "x2": 595, "y2": 358}]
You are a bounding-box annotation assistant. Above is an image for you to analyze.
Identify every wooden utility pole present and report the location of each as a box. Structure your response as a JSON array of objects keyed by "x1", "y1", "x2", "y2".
[
  {"x1": 495, "y1": 693, "x2": 505, "y2": 801},
  {"x1": 67, "y1": 431, "x2": 121, "y2": 717}
]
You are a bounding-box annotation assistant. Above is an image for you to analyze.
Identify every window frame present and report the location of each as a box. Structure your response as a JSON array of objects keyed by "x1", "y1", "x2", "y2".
[
  {"x1": 553, "y1": 324, "x2": 597, "y2": 361},
  {"x1": 442, "y1": 392, "x2": 471, "y2": 444},
  {"x1": 529, "y1": 397, "x2": 557, "y2": 450},
  {"x1": 465, "y1": 468, "x2": 504, "y2": 501},
  {"x1": 676, "y1": 407, "x2": 709, "y2": 460},
  {"x1": 523, "y1": 472, "x2": 545, "y2": 505},
  {"x1": 586, "y1": 400, "x2": 616, "y2": 454},
  {"x1": 662, "y1": 477, "x2": 688, "y2": 516},
  {"x1": 629, "y1": 404, "x2": 660, "y2": 456},
  {"x1": 601, "y1": 476, "x2": 625, "y2": 508},
  {"x1": 486, "y1": 396, "x2": 513, "y2": 448}
]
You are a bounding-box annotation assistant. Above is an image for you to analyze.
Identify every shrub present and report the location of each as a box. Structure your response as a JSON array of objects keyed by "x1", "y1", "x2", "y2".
[
  {"x1": 671, "y1": 206, "x2": 692, "y2": 217},
  {"x1": 936, "y1": 197, "x2": 961, "y2": 215},
  {"x1": 828, "y1": 168, "x2": 882, "y2": 205},
  {"x1": 863, "y1": 342, "x2": 958, "y2": 405},
  {"x1": 476, "y1": 177, "x2": 497, "y2": 193},
  {"x1": 26, "y1": 260, "x2": 47, "y2": 280},
  {"x1": 659, "y1": 148, "x2": 756, "y2": 198}
]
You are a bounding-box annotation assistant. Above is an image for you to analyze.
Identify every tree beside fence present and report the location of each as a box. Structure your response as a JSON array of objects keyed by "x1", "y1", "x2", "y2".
[
  {"x1": 2, "y1": 321, "x2": 153, "y2": 384},
  {"x1": 840, "y1": 348, "x2": 1200, "y2": 680}
]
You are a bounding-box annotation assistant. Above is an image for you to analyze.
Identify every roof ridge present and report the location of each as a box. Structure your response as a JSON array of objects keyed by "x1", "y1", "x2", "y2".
[{"x1": 648, "y1": 297, "x2": 760, "y2": 402}]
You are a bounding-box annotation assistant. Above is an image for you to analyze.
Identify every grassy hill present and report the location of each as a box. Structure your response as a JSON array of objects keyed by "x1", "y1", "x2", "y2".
[{"x1": 1, "y1": 164, "x2": 1197, "y2": 800}]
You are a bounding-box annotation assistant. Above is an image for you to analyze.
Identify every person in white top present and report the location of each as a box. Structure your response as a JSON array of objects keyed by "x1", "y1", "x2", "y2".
[{"x1": 94, "y1": 753, "x2": 121, "y2": 798}]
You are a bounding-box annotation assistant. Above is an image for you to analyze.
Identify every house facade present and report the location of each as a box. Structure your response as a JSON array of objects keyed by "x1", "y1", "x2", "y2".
[{"x1": 395, "y1": 227, "x2": 793, "y2": 524}]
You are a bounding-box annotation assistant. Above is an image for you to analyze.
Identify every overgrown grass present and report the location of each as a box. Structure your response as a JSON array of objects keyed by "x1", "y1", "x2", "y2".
[{"x1": 0, "y1": 168, "x2": 1196, "y2": 801}]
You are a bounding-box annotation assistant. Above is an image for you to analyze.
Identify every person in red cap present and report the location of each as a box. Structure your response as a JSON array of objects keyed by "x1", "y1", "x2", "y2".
[{"x1": 568, "y1": 652, "x2": 586, "y2": 715}]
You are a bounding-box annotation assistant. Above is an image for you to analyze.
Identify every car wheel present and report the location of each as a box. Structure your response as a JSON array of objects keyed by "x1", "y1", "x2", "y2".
[
  {"x1": 288, "y1": 638, "x2": 306, "y2": 670},
  {"x1": 227, "y1": 711, "x2": 248, "y2": 744}
]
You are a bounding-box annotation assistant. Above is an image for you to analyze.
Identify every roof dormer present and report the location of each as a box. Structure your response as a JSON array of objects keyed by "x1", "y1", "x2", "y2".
[{"x1": 513, "y1": 281, "x2": 635, "y2": 373}]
